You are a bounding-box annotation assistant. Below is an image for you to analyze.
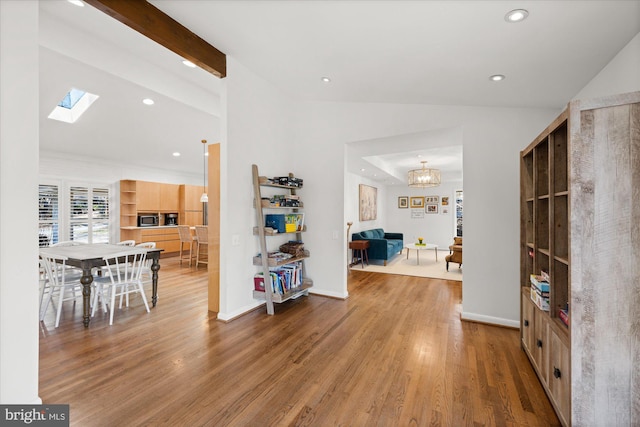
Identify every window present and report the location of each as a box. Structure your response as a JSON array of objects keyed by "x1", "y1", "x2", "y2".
[
  {"x1": 48, "y1": 87, "x2": 99, "y2": 124},
  {"x1": 38, "y1": 182, "x2": 110, "y2": 246},
  {"x1": 69, "y1": 185, "x2": 110, "y2": 243},
  {"x1": 38, "y1": 184, "x2": 59, "y2": 247}
]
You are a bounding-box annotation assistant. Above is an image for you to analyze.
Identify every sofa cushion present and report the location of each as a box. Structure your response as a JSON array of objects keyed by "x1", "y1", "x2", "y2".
[
  {"x1": 361, "y1": 230, "x2": 375, "y2": 239},
  {"x1": 372, "y1": 229, "x2": 384, "y2": 239}
]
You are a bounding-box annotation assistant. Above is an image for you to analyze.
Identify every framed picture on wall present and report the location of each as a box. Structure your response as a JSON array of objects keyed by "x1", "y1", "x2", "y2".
[
  {"x1": 359, "y1": 184, "x2": 377, "y2": 221},
  {"x1": 410, "y1": 196, "x2": 424, "y2": 208},
  {"x1": 425, "y1": 196, "x2": 439, "y2": 204},
  {"x1": 398, "y1": 196, "x2": 408, "y2": 208},
  {"x1": 426, "y1": 203, "x2": 439, "y2": 214}
]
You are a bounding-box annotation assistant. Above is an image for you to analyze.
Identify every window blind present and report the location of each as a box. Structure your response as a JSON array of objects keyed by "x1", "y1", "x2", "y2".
[
  {"x1": 69, "y1": 185, "x2": 110, "y2": 243},
  {"x1": 38, "y1": 184, "x2": 59, "y2": 247}
]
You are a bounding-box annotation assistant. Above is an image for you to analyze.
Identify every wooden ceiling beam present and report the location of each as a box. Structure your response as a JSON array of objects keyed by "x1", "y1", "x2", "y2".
[{"x1": 84, "y1": 0, "x2": 226, "y2": 78}]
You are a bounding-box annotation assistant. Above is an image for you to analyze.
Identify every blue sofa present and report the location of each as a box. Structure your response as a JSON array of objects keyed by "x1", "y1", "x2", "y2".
[{"x1": 352, "y1": 228, "x2": 404, "y2": 265}]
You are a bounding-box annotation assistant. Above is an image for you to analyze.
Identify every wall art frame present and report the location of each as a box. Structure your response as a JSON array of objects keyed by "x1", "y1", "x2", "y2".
[{"x1": 359, "y1": 184, "x2": 378, "y2": 221}]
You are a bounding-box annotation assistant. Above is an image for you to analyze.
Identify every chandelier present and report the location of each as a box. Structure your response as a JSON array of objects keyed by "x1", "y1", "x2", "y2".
[{"x1": 408, "y1": 161, "x2": 441, "y2": 188}]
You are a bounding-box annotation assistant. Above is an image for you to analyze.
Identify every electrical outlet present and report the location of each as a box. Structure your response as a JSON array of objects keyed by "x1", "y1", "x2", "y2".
[
  {"x1": 232, "y1": 234, "x2": 240, "y2": 246},
  {"x1": 332, "y1": 230, "x2": 339, "y2": 240}
]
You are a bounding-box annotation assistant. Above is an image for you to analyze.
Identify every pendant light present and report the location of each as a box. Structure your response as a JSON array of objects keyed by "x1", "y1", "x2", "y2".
[
  {"x1": 408, "y1": 160, "x2": 441, "y2": 188},
  {"x1": 200, "y1": 139, "x2": 208, "y2": 203}
]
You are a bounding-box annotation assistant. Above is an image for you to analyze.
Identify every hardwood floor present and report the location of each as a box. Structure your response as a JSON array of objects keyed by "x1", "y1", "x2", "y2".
[{"x1": 39, "y1": 257, "x2": 560, "y2": 426}]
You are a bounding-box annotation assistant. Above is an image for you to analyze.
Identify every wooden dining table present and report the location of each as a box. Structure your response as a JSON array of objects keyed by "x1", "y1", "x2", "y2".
[{"x1": 39, "y1": 244, "x2": 162, "y2": 327}]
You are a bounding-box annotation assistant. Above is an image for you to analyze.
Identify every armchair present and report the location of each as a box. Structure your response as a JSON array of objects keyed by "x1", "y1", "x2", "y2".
[{"x1": 445, "y1": 237, "x2": 462, "y2": 271}]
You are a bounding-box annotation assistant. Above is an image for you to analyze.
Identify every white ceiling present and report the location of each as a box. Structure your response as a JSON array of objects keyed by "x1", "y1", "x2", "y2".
[{"x1": 39, "y1": 1, "x2": 640, "y2": 182}]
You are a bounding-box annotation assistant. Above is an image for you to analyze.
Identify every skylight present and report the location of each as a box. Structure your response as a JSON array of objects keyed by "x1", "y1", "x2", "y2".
[{"x1": 48, "y1": 88, "x2": 98, "y2": 124}]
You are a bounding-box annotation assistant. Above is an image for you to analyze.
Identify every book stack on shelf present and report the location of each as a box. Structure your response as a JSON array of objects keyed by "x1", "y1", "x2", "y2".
[
  {"x1": 254, "y1": 261, "x2": 303, "y2": 294},
  {"x1": 530, "y1": 273, "x2": 550, "y2": 311}
]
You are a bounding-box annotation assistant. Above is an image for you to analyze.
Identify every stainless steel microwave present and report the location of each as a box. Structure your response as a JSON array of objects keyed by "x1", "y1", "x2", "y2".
[{"x1": 138, "y1": 215, "x2": 159, "y2": 227}]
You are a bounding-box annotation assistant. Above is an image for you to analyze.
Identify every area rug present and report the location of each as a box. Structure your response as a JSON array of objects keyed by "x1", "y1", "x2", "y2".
[{"x1": 350, "y1": 249, "x2": 462, "y2": 281}]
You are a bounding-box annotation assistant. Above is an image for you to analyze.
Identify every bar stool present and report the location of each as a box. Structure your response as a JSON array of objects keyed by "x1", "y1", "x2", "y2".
[
  {"x1": 194, "y1": 226, "x2": 208, "y2": 268},
  {"x1": 177, "y1": 225, "x2": 195, "y2": 267}
]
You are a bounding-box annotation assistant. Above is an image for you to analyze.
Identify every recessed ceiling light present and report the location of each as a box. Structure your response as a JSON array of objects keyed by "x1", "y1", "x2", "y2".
[
  {"x1": 505, "y1": 9, "x2": 529, "y2": 23},
  {"x1": 182, "y1": 59, "x2": 196, "y2": 68},
  {"x1": 321, "y1": 77, "x2": 331, "y2": 83},
  {"x1": 360, "y1": 168, "x2": 365, "y2": 172},
  {"x1": 489, "y1": 74, "x2": 506, "y2": 82},
  {"x1": 67, "y1": 0, "x2": 85, "y2": 7},
  {"x1": 142, "y1": 98, "x2": 154, "y2": 105},
  {"x1": 172, "y1": 152, "x2": 181, "y2": 157}
]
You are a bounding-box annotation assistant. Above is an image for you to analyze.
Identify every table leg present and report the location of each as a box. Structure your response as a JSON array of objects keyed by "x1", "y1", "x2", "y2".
[
  {"x1": 435, "y1": 247, "x2": 438, "y2": 262},
  {"x1": 406, "y1": 248, "x2": 409, "y2": 260},
  {"x1": 417, "y1": 250, "x2": 420, "y2": 265},
  {"x1": 151, "y1": 256, "x2": 161, "y2": 307},
  {"x1": 80, "y1": 265, "x2": 93, "y2": 328}
]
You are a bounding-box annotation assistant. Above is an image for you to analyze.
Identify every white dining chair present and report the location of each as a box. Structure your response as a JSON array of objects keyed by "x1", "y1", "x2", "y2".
[
  {"x1": 116, "y1": 240, "x2": 136, "y2": 246},
  {"x1": 91, "y1": 249, "x2": 150, "y2": 325},
  {"x1": 39, "y1": 251, "x2": 83, "y2": 328},
  {"x1": 135, "y1": 242, "x2": 156, "y2": 288},
  {"x1": 50, "y1": 240, "x2": 87, "y2": 247}
]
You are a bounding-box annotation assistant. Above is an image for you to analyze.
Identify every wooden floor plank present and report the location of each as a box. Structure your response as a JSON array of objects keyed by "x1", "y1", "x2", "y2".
[{"x1": 38, "y1": 259, "x2": 560, "y2": 426}]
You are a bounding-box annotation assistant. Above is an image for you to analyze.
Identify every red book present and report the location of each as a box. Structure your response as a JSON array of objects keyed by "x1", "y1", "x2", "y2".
[{"x1": 559, "y1": 309, "x2": 569, "y2": 327}]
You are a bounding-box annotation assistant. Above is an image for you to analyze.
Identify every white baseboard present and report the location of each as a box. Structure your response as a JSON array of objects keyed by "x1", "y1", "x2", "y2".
[
  {"x1": 309, "y1": 289, "x2": 349, "y2": 300},
  {"x1": 461, "y1": 311, "x2": 520, "y2": 329},
  {"x1": 217, "y1": 301, "x2": 264, "y2": 322},
  {"x1": 217, "y1": 289, "x2": 348, "y2": 322}
]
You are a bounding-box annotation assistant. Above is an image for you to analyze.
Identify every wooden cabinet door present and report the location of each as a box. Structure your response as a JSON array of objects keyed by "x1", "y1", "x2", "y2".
[
  {"x1": 136, "y1": 181, "x2": 160, "y2": 211},
  {"x1": 548, "y1": 330, "x2": 570, "y2": 425},
  {"x1": 183, "y1": 211, "x2": 203, "y2": 227},
  {"x1": 160, "y1": 184, "x2": 180, "y2": 211},
  {"x1": 521, "y1": 294, "x2": 535, "y2": 354},
  {"x1": 533, "y1": 309, "x2": 549, "y2": 383},
  {"x1": 183, "y1": 185, "x2": 205, "y2": 211}
]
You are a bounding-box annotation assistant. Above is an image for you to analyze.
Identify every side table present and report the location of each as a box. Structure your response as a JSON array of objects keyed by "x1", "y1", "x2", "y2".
[{"x1": 349, "y1": 240, "x2": 370, "y2": 269}]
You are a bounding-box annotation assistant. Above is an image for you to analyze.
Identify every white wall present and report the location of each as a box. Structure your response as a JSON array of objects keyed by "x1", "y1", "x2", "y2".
[
  {"x1": 217, "y1": 56, "x2": 298, "y2": 320},
  {"x1": 0, "y1": 0, "x2": 40, "y2": 404},
  {"x1": 574, "y1": 31, "x2": 640, "y2": 101},
  {"x1": 40, "y1": 153, "x2": 204, "y2": 186},
  {"x1": 294, "y1": 102, "x2": 559, "y2": 327},
  {"x1": 385, "y1": 180, "x2": 462, "y2": 251},
  {"x1": 346, "y1": 173, "x2": 386, "y2": 234}
]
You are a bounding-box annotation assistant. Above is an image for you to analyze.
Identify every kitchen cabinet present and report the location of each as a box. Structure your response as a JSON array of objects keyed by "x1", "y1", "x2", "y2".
[
  {"x1": 179, "y1": 184, "x2": 204, "y2": 226},
  {"x1": 136, "y1": 181, "x2": 160, "y2": 212},
  {"x1": 159, "y1": 183, "x2": 180, "y2": 211}
]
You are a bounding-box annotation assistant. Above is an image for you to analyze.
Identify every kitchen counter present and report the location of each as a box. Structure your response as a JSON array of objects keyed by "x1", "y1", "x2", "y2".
[{"x1": 120, "y1": 225, "x2": 178, "y2": 230}]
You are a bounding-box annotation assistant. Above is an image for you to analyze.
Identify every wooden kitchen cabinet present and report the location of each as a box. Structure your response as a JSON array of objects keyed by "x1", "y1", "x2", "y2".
[
  {"x1": 180, "y1": 184, "x2": 205, "y2": 211},
  {"x1": 136, "y1": 181, "x2": 160, "y2": 211},
  {"x1": 140, "y1": 227, "x2": 180, "y2": 253},
  {"x1": 179, "y1": 184, "x2": 204, "y2": 226},
  {"x1": 160, "y1": 183, "x2": 180, "y2": 211}
]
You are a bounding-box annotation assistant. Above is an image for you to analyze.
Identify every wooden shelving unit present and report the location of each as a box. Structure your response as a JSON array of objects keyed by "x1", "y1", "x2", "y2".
[
  {"x1": 520, "y1": 92, "x2": 640, "y2": 426},
  {"x1": 520, "y1": 109, "x2": 571, "y2": 426},
  {"x1": 252, "y1": 164, "x2": 312, "y2": 315}
]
